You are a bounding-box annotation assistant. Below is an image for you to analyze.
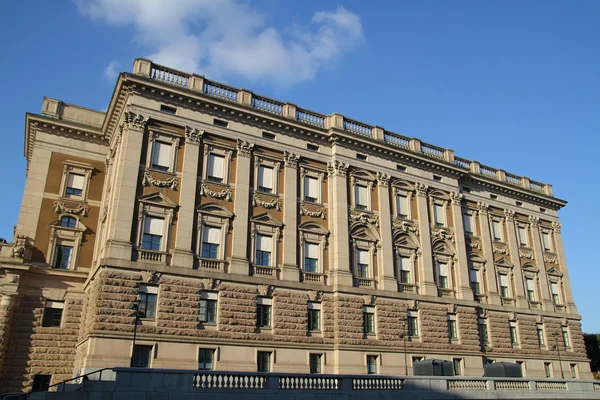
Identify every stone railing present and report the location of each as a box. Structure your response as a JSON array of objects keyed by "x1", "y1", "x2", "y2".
[
  {"x1": 135, "y1": 58, "x2": 555, "y2": 197},
  {"x1": 253, "y1": 265, "x2": 279, "y2": 278},
  {"x1": 495, "y1": 380, "x2": 530, "y2": 390},
  {"x1": 279, "y1": 376, "x2": 339, "y2": 390},
  {"x1": 197, "y1": 258, "x2": 227, "y2": 271},
  {"x1": 447, "y1": 379, "x2": 487, "y2": 390},
  {"x1": 355, "y1": 277, "x2": 376, "y2": 289},
  {"x1": 303, "y1": 272, "x2": 326, "y2": 284},
  {"x1": 137, "y1": 249, "x2": 166, "y2": 263},
  {"x1": 193, "y1": 372, "x2": 267, "y2": 389}
]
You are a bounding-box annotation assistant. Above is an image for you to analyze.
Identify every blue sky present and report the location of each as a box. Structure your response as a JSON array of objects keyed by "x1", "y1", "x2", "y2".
[{"x1": 1, "y1": 1, "x2": 599, "y2": 330}]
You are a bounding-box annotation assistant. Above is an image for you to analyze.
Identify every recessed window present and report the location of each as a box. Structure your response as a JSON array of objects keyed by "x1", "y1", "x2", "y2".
[
  {"x1": 367, "y1": 355, "x2": 378, "y2": 375},
  {"x1": 207, "y1": 154, "x2": 225, "y2": 183},
  {"x1": 490, "y1": 194, "x2": 498, "y2": 200},
  {"x1": 540, "y1": 208, "x2": 546, "y2": 213},
  {"x1": 159, "y1": 104, "x2": 177, "y2": 114},
  {"x1": 491, "y1": 220, "x2": 503, "y2": 242},
  {"x1": 355, "y1": 185, "x2": 369, "y2": 211},
  {"x1": 356, "y1": 249, "x2": 370, "y2": 278},
  {"x1": 256, "y1": 297, "x2": 272, "y2": 328},
  {"x1": 201, "y1": 226, "x2": 220, "y2": 259},
  {"x1": 396, "y1": 194, "x2": 409, "y2": 219},
  {"x1": 42, "y1": 301, "x2": 64, "y2": 327},
  {"x1": 356, "y1": 153, "x2": 367, "y2": 161},
  {"x1": 213, "y1": 119, "x2": 228, "y2": 128},
  {"x1": 462, "y1": 187, "x2": 471, "y2": 193},
  {"x1": 526, "y1": 278, "x2": 536, "y2": 302},
  {"x1": 399, "y1": 256, "x2": 411, "y2": 284},
  {"x1": 433, "y1": 203, "x2": 445, "y2": 227},
  {"x1": 469, "y1": 269, "x2": 481, "y2": 295},
  {"x1": 433, "y1": 175, "x2": 442, "y2": 182},
  {"x1": 52, "y1": 244, "x2": 73, "y2": 269},
  {"x1": 453, "y1": 358, "x2": 462, "y2": 376},
  {"x1": 518, "y1": 226, "x2": 528, "y2": 247},
  {"x1": 255, "y1": 234, "x2": 272, "y2": 267},
  {"x1": 257, "y1": 351, "x2": 271, "y2": 372},
  {"x1": 308, "y1": 302, "x2": 321, "y2": 331},
  {"x1": 198, "y1": 349, "x2": 215, "y2": 370},
  {"x1": 65, "y1": 173, "x2": 85, "y2": 197},
  {"x1": 307, "y1": 143, "x2": 319, "y2": 152},
  {"x1": 309, "y1": 354, "x2": 322, "y2": 374},
  {"x1": 447, "y1": 315, "x2": 458, "y2": 340},
  {"x1": 304, "y1": 176, "x2": 319, "y2": 203},
  {"x1": 542, "y1": 232, "x2": 553, "y2": 252},
  {"x1": 438, "y1": 263, "x2": 449, "y2": 289},
  {"x1": 131, "y1": 345, "x2": 152, "y2": 368},
  {"x1": 536, "y1": 324, "x2": 545, "y2": 347},
  {"x1": 142, "y1": 217, "x2": 164, "y2": 251},
  {"x1": 151, "y1": 141, "x2": 172, "y2": 172},
  {"x1": 262, "y1": 132, "x2": 276, "y2": 140},
  {"x1": 139, "y1": 285, "x2": 158, "y2": 319},
  {"x1": 550, "y1": 282, "x2": 562, "y2": 305},
  {"x1": 499, "y1": 274, "x2": 510, "y2": 298},
  {"x1": 516, "y1": 201, "x2": 522, "y2": 207},
  {"x1": 478, "y1": 319, "x2": 489, "y2": 343},
  {"x1": 509, "y1": 321, "x2": 518, "y2": 345},
  {"x1": 562, "y1": 326, "x2": 571, "y2": 348},
  {"x1": 199, "y1": 292, "x2": 217, "y2": 323},
  {"x1": 363, "y1": 306, "x2": 375, "y2": 334},
  {"x1": 59, "y1": 216, "x2": 77, "y2": 228},
  {"x1": 304, "y1": 242, "x2": 319, "y2": 273},
  {"x1": 32, "y1": 375, "x2": 51, "y2": 392},
  {"x1": 396, "y1": 165, "x2": 406, "y2": 172},
  {"x1": 570, "y1": 364, "x2": 578, "y2": 379},
  {"x1": 544, "y1": 362, "x2": 552, "y2": 378},
  {"x1": 407, "y1": 311, "x2": 418, "y2": 337},
  {"x1": 257, "y1": 165, "x2": 274, "y2": 194},
  {"x1": 463, "y1": 213, "x2": 474, "y2": 236}
]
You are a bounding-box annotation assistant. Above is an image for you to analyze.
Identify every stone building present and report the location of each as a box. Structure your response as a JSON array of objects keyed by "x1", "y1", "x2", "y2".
[{"x1": 0, "y1": 58, "x2": 590, "y2": 392}]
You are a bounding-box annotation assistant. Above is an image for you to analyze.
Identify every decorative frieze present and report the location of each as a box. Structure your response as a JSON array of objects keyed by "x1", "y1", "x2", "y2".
[
  {"x1": 519, "y1": 250, "x2": 534, "y2": 260},
  {"x1": 53, "y1": 201, "x2": 89, "y2": 217},
  {"x1": 552, "y1": 221, "x2": 562, "y2": 233},
  {"x1": 416, "y1": 183, "x2": 428, "y2": 197},
  {"x1": 431, "y1": 227, "x2": 454, "y2": 242},
  {"x1": 142, "y1": 171, "x2": 179, "y2": 190},
  {"x1": 283, "y1": 151, "x2": 300, "y2": 168},
  {"x1": 504, "y1": 209, "x2": 515, "y2": 222},
  {"x1": 252, "y1": 194, "x2": 282, "y2": 211},
  {"x1": 450, "y1": 192, "x2": 463, "y2": 205},
  {"x1": 493, "y1": 245, "x2": 509, "y2": 255},
  {"x1": 392, "y1": 219, "x2": 418, "y2": 235},
  {"x1": 544, "y1": 255, "x2": 558, "y2": 264},
  {"x1": 236, "y1": 139, "x2": 254, "y2": 157},
  {"x1": 185, "y1": 126, "x2": 203, "y2": 144},
  {"x1": 123, "y1": 111, "x2": 148, "y2": 130},
  {"x1": 349, "y1": 211, "x2": 379, "y2": 227},
  {"x1": 327, "y1": 159, "x2": 348, "y2": 177},
  {"x1": 200, "y1": 183, "x2": 232, "y2": 201},
  {"x1": 300, "y1": 204, "x2": 326, "y2": 219}
]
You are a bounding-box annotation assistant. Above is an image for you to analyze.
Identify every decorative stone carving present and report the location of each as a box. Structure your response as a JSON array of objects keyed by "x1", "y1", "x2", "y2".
[
  {"x1": 416, "y1": 183, "x2": 428, "y2": 197},
  {"x1": 477, "y1": 307, "x2": 488, "y2": 318},
  {"x1": 185, "y1": 126, "x2": 203, "y2": 144},
  {"x1": 450, "y1": 192, "x2": 463, "y2": 205},
  {"x1": 349, "y1": 211, "x2": 379, "y2": 227},
  {"x1": 123, "y1": 111, "x2": 148, "y2": 130},
  {"x1": 252, "y1": 195, "x2": 281, "y2": 211},
  {"x1": 477, "y1": 202, "x2": 489, "y2": 214},
  {"x1": 258, "y1": 284, "x2": 274, "y2": 297},
  {"x1": 308, "y1": 290, "x2": 323, "y2": 302},
  {"x1": 142, "y1": 171, "x2": 179, "y2": 190},
  {"x1": 536, "y1": 315, "x2": 544, "y2": 324},
  {"x1": 5, "y1": 273, "x2": 19, "y2": 284},
  {"x1": 519, "y1": 250, "x2": 534, "y2": 260},
  {"x1": 509, "y1": 312, "x2": 518, "y2": 321},
  {"x1": 104, "y1": 155, "x2": 111, "y2": 173},
  {"x1": 528, "y1": 215, "x2": 539, "y2": 227},
  {"x1": 363, "y1": 295, "x2": 376, "y2": 306},
  {"x1": 236, "y1": 139, "x2": 254, "y2": 157},
  {"x1": 493, "y1": 245, "x2": 509, "y2": 255},
  {"x1": 10, "y1": 235, "x2": 29, "y2": 259},
  {"x1": 431, "y1": 228, "x2": 454, "y2": 242},
  {"x1": 53, "y1": 201, "x2": 89, "y2": 217},
  {"x1": 552, "y1": 221, "x2": 562, "y2": 233},
  {"x1": 392, "y1": 219, "x2": 418, "y2": 235},
  {"x1": 544, "y1": 256, "x2": 558, "y2": 264},
  {"x1": 101, "y1": 205, "x2": 108, "y2": 223},
  {"x1": 469, "y1": 241, "x2": 481, "y2": 250},
  {"x1": 204, "y1": 278, "x2": 221, "y2": 291},
  {"x1": 376, "y1": 172, "x2": 390, "y2": 187},
  {"x1": 200, "y1": 183, "x2": 232, "y2": 202},
  {"x1": 504, "y1": 209, "x2": 515, "y2": 222},
  {"x1": 300, "y1": 205, "x2": 326, "y2": 219},
  {"x1": 327, "y1": 159, "x2": 348, "y2": 177},
  {"x1": 408, "y1": 299, "x2": 419, "y2": 311},
  {"x1": 143, "y1": 270, "x2": 158, "y2": 284},
  {"x1": 283, "y1": 151, "x2": 300, "y2": 168}
]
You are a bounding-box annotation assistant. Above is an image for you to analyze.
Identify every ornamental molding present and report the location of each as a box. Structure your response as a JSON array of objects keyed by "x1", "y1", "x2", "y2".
[
  {"x1": 327, "y1": 159, "x2": 348, "y2": 177},
  {"x1": 493, "y1": 245, "x2": 509, "y2": 255},
  {"x1": 200, "y1": 278, "x2": 221, "y2": 291},
  {"x1": 552, "y1": 221, "x2": 562, "y2": 233},
  {"x1": 519, "y1": 250, "x2": 534, "y2": 260},
  {"x1": 5, "y1": 273, "x2": 19, "y2": 284},
  {"x1": 53, "y1": 201, "x2": 89, "y2": 217},
  {"x1": 392, "y1": 219, "x2": 418, "y2": 235},
  {"x1": 185, "y1": 126, "x2": 203, "y2": 144},
  {"x1": 450, "y1": 192, "x2": 463, "y2": 205},
  {"x1": 544, "y1": 255, "x2": 558, "y2": 264},
  {"x1": 104, "y1": 155, "x2": 111, "y2": 173},
  {"x1": 477, "y1": 202, "x2": 489, "y2": 214},
  {"x1": 349, "y1": 211, "x2": 379, "y2": 227},
  {"x1": 283, "y1": 151, "x2": 300, "y2": 168},
  {"x1": 252, "y1": 194, "x2": 281, "y2": 211},
  {"x1": 504, "y1": 209, "x2": 515, "y2": 222},
  {"x1": 431, "y1": 227, "x2": 454, "y2": 242},
  {"x1": 142, "y1": 171, "x2": 179, "y2": 191},
  {"x1": 408, "y1": 299, "x2": 420, "y2": 311},
  {"x1": 10, "y1": 235, "x2": 29, "y2": 259},
  {"x1": 363, "y1": 295, "x2": 377, "y2": 306},
  {"x1": 258, "y1": 284, "x2": 274, "y2": 297},
  {"x1": 143, "y1": 270, "x2": 159, "y2": 284},
  {"x1": 122, "y1": 111, "x2": 148, "y2": 130},
  {"x1": 300, "y1": 204, "x2": 326, "y2": 219},
  {"x1": 416, "y1": 183, "x2": 428, "y2": 197},
  {"x1": 376, "y1": 172, "x2": 390, "y2": 188},
  {"x1": 308, "y1": 290, "x2": 323, "y2": 302},
  {"x1": 236, "y1": 139, "x2": 254, "y2": 157},
  {"x1": 528, "y1": 215, "x2": 539, "y2": 227},
  {"x1": 200, "y1": 183, "x2": 232, "y2": 202},
  {"x1": 469, "y1": 241, "x2": 481, "y2": 250}
]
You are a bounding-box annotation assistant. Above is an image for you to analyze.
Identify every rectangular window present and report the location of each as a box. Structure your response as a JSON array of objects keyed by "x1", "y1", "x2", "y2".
[
  {"x1": 256, "y1": 297, "x2": 272, "y2": 328},
  {"x1": 367, "y1": 355, "x2": 378, "y2": 375},
  {"x1": 433, "y1": 203, "x2": 445, "y2": 227},
  {"x1": 525, "y1": 278, "x2": 536, "y2": 301},
  {"x1": 304, "y1": 176, "x2": 319, "y2": 203},
  {"x1": 397, "y1": 195, "x2": 409, "y2": 219},
  {"x1": 478, "y1": 319, "x2": 489, "y2": 343},
  {"x1": 492, "y1": 220, "x2": 503, "y2": 242},
  {"x1": 399, "y1": 256, "x2": 411, "y2": 284},
  {"x1": 199, "y1": 292, "x2": 217, "y2": 323},
  {"x1": 355, "y1": 185, "x2": 368, "y2": 210},
  {"x1": 309, "y1": 354, "x2": 322, "y2": 374},
  {"x1": 453, "y1": 358, "x2": 462, "y2": 376},
  {"x1": 213, "y1": 119, "x2": 228, "y2": 127},
  {"x1": 142, "y1": 217, "x2": 164, "y2": 251},
  {"x1": 52, "y1": 244, "x2": 73, "y2": 269},
  {"x1": 257, "y1": 351, "x2": 271, "y2": 372},
  {"x1": 550, "y1": 282, "x2": 562, "y2": 305},
  {"x1": 542, "y1": 232, "x2": 553, "y2": 252},
  {"x1": 255, "y1": 235, "x2": 272, "y2": 267},
  {"x1": 32, "y1": 375, "x2": 52, "y2": 392},
  {"x1": 198, "y1": 349, "x2": 215, "y2": 370},
  {"x1": 363, "y1": 306, "x2": 375, "y2": 334},
  {"x1": 139, "y1": 285, "x2": 158, "y2": 319},
  {"x1": 562, "y1": 327, "x2": 571, "y2": 348},
  {"x1": 307, "y1": 143, "x2": 319, "y2": 152},
  {"x1": 570, "y1": 364, "x2": 577, "y2": 379},
  {"x1": 544, "y1": 362, "x2": 552, "y2": 378},
  {"x1": 308, "y1": 302, "x2": 321, "y2": 331},
  {"x1": 469, "y1": 269, "x2": 481, "y2": 295},
  {"x1": 408, "y1": 311, "x2": 418, "y2": 337},
  {"x1": 536, "y1": 324, "x2": 545, "y2": 347},
  {"x1": 357, "y1": 249, "x2": 370, "y2": 278},
  {"x1": 159, "y1": 104, "x2": 176, "y2": 114},
  {"x1": 356, "y1": 153, "x2": 367, "y2": 161},
  {"x1": 463, "y1": 213, "x2": 474, "y2": 235},
  {"x1": 448, "y1": 316, "x2": 458, "y2": 340},
  {"x1": 262, "y1": 131, "x2": 276, "y2": 140},
  {"x1": 65, "y1": 173, "x2": 85, "y2": 196},
  {"x1": 439, "y1": 263, "x2": 449, "y2": 289},
  {"x1": 304, "y1": 242, "x2": 319, "y2": 273},
  {"x1": 499, "y1": 274, "x2": 510, "y2": 298},
  {"x1": 258, "y1": 165, "x2": 274, "y2": 193},
  {"x1": 509, "y1": 322, "x2": 518, "y2": 344},
  {"x1": 151, "y1": 141, "x2": 171, "y2": 171},
  {"x1": 518, "y1": 226, "x2": 528, "y2": 247},
  {"x1": 42, "y1": 301, "x2": 64, "y2": 328},
  {"x1": 207, "y1": 154, "x2": 225, "y2": 183},
  {"x1": 201, "y1": 226, "x2": 221, "y2": 259},
  {"x1": 131, "y1": 345, "x2": 152, "y2": 368}
]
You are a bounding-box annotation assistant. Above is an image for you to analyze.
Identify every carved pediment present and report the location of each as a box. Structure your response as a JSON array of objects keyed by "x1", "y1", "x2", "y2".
[
  {"x1": 394, "y1": 233, "x2": 419, "y2": 249},
  {"x1": 50, "y1": 219, "x2": 87, "y2": 232},
  {"x1": 432, "y1": 240, "x2": 455, "y2": 256},
  {"x1": 250, "y1": 212, "x2": 283, "y2": 227},
  {"x1": 298, "y1": 221, "x2": 329, "y2": 236},
  {"x1": 138, "y1": 192, "x2": 178, "y2": 208},
  {"x1": 495, "y1": 257, "x2": 513, "y2": 269},
  {"x1": 546, "y1": 267, "x2": 563, "y2": 277},
  {"x1": 468, "y1": 252, "x2": 486, "y2": 265},
  {"x1": 350, "y1": 224, "x2": 380, "y2": 242},
  {"x1": 521, "y1": 263, "x2": 539, "y2": 272},
  {"x1": 197, "y1": 202, "x2": 234, "y2": 218}
]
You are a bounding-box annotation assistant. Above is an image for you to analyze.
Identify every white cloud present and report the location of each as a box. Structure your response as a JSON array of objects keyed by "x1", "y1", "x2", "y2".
[
  {"x1": 76, "y1": 0, "x2": 364, "y2": 87},
  {"x1": 104, "y1": 60, "x2": 122, "y2": 80}
]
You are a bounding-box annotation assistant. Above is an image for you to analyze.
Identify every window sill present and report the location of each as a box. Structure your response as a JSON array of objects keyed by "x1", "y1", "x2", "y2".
[
  {"x1": 308, "y1": 330, "x2": 322, "y2": 338},
  {"x1": 301, "y1": 200, "x2": 325, "y2": 207},
  {"x1": 257, "y1": 327, "x2": 273, "y2": 334},
  {"x1": 449, "y1": 339, "x2": 460, "y2": 344},
  {"x1": 148, "y1": 167, "x2": 176, "y2": 176},
  {"x1": 254, "y1": 190, "x2": 280, "y2": 198},
  {"x1": 140, "y1": 318, "x2": 156, "y2": 326},
  {"x1": 201, "y1": 179, "x2": 231, "y2": 189},
  {"x1": 364, "y1": 333, "x2": 377, "y2": 339},
  {"x1": 199, "y1": 322, "x2": 217, "y2": 331}
]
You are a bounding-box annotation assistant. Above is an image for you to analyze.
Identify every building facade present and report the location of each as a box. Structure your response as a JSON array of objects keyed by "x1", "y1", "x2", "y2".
[{"x1": 0, "y1": 58, "x2": 590, "y2": 392}]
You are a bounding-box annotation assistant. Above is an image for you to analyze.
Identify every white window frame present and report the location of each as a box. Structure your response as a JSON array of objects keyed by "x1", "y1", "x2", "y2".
[
  {"x1": 541, "y1": 230, "x2": 554, "y2": 253},
  {"x1": 498, "y1": 273, "x2": 512, "y2": 298},
  {"x1": 524, "y1": 276, "x2": 537, "y2": 302},
  {"x1": 354, "y1": 245, "x2": 373, "y2": 279},
  {"x1": 136, "y1": 198, "x2": 176, "y2": 254},
  {"x1": 392, "y1": 187, "x2": 413, "y2": 220},
  {"x1": 517, "y1": 224, "x2": 529, "y2": 247},
  {"x1": 478, "y1": 318, "x2": 489, "y2": 343},
  {"x1": 350, "y1": 177, "x2": 374, "y2": 212},
  {"x1": 59, "y1": 161, "x2": 94, "y2": 200},
  {"x1": 550, "y1": 280, "x2": 563, "y2": 305},
  {"x1": 463, "y1": 211, "x2": 477, "y2": 236},
  {"x1": 303, "y1": 241, "x2": 321, "y2": 274},
  {"x1": 46, "y1": 216, "x2": 86, "y2": 271},
  {"x1": 469, "y1": 267, "x2": 482, "y2": 295},
  {"x1": 198, "y1": 223, "x2": 225, "y2": 260},
  {"x1": 298, "y1": 223, "x2": 329, "y2": 277},
  {"x1": 254, "y1": 156, "x2": 281, "y2": 195},
  {"x1": 431, "y1": 200, "x2": 448, "y2": 228},
  {"x1": 396, "y1": 248, "x2": 415, "y2": 285},
  {"x1": 491, "y1": 218, "x2": 504, "y2": 242},
  {"x1": 307, "y1": 302, "x2": 322, "y2": 332},
  {"x1": 199, "y1": 291, "x2": 218, "y2": 324},
  {"x1": 300, "y1": 167, "x2": 325, "y2": 204},
  {"x1": 363, "y1": 305, "x2": 376, "y2": 335},
  {"x1": 196, "y1": 204, "x2": 233, "y2": 261},
  {"x1": 435, "y1": 255, "x2": 453, "y2": 290},
  {"x1": 407, "y1": 310, "x2": 419, "y2": 337},
  {"x1": 203, "y1": 144, "x2": 233, "y2": 185},
  {"x1": 251, "y1": 226, "x2": 280, "y2": 268},
  {"x1": 146, "y1": 128, "x2": 181, "y2": 174}
]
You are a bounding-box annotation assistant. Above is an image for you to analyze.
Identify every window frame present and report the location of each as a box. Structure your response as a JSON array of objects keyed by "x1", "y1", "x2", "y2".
[
  {"x1": 498, "y1": 273, "x2": 512, "y2": 299},
  {"x1": 453, "y1": 358, "x2": 463, "y2": 376},
  {"x1": 517, "y1": 224, "x2": 529, "y2": 247},
  {"x1": 131, "y1": 344, "x2": 153, "y2": 368},
  {"x1": 257, "y1": 351, "x2": 272, "y2": 373},
  {"x1": 300, "y1": 167, "x2": 325, "y2": 205},
  {"x1": 544, "y1": 362, "x2": 552, "y2": 378},
  {"x1": 138, "y1": 284, "x2": 158, "y2": 319},
  {"x1": 59, "y1": 161, "x2": 94, "y2": 200},
  {"x1": 536, "y1": 323, "x2": 546, "y2": 348},
  {"x1": 47, "y1": 215, "x2": 86, "y2": 271},
  {"x1": 135, "y1": 193, "x2": 176, "y2": 257},
  {"x1": 42, "y1": 300, "x2": 64, "y2": 328},
  {"x1": 392, "y1": 187, "x2": 413, "y2": 220},
  {"x1": 202, "y1": 144, "x2": 234, "y2": 185},
  {"x1": 541, "y1": 230, "x2": 554, "y2": 253},
  {"x1": 253, "y1": 156, "x2": 281, "y2": 195},
  {"x1": 250, "y1": 218, "x2": 282, "y2": 270},
  {"x1": 429, "y1": 198, "x2": 448, "y2": 228},
  {"x1": 198, "y1": 348, "x2": 215, "y2": 371},
  {"x1": 447, "y1": 314, "x2": 458, "y2": 341},
  {"x1": 562, "y1": 326, "x2": 571, "y2": 349},
  {"x1": 491, "y1": 218, "x2": 504, "y2": 242},
  {"x1": 363, "y1": 306, "x2": 376, "y2": 335},
  {"x1": 550, "y1": 280, "x2": 563, "y2": 305},
  {"x1": 196, "y1": 203, "x2": 233, "y2": 263},
  {"x1": 356, "y1": 247, "x2": 371, "y2": 279},
  {"x1": 478, "y1": 318, "x2": 489, "y2": 343},
  {"x1": 407, "y1": 310, "x2": 419, "y2": 337},
  {"x1": 463, "y1": 211, "x2": 477, "y2": 236},
  {"x1": 366, "y1": 355, "x2": 378, "y2": 375},
  {"x1": 509, "y1": 321, "x2": 519, "y2": 345},
  {"x1": 350, "y1": 174, "x2": 374, "y2": 212},
  {"x1": 308, "y1": 302, "x2": 321, "y2": 332},
  {"x1": 146, "y1": 129, "x2": 181, "y2": 174},
  {"x1": 256, "y1": 297, "x2": 272, "y2": 329},
  {"x1": 309, "y1": 353, "x2": 322, "y2": 374},
  {"x1": 199, "y1": 292, "x2": 218, "y2": 324}
]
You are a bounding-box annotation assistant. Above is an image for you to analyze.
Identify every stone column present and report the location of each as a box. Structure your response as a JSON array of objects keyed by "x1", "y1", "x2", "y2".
[
  {"x1": 328, "y1": 159, "x2": 353, "y2": 287},
  {"x1": 476, "y1": 203, "x2": 501, "y2": 305},
  {"x1": 281, "y1": 151, "x2": 300, "y2": 281},
  {"x1": 229, "y1": 139, "x2": 254, "y2": 275},
  {"x1": 528, "y1": 216, "x2": 552, "y2": 308},
  {"x1": 376, "y1": 173, "x2": 397, "y2": 291},
  {"x1": 415, "y1": 184, "x2": 437, "y2": 296},
  {"x1": 449, "y1": 193, "x2": 473, "y2": 300},
  {"x1": 105, "y1": 111, "x2": 148, "y2": 260},
  {"x1": 171, "y1": 127, "x2": 202, "y2": 267},
  {"x1": 552, "y1": 222, "x2": 577, "y2": 312},
  {"x1": 504, "y1": 210, "x2": 526, "y2": 306}
]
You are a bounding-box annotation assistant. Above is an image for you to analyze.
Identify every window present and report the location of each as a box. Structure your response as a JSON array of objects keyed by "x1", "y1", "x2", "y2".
[
  {"x1": 132, "y1": 345, "x2": 152, "y2": 367},
  {"x1": 303, "y1": 242, "x2": 319, "y2": 273},
  {"x1": 462, "y1": 187, "x2": 471, "y2": 193},
  {"x1": 478, "y1": 319, "x2": 489, "y2": 343},
  {"x1": 139, "y1": 285, "x2": 158, "y2": 319},
  {"x1": 256, "y1": 297, "x2": 272, "y2": 328},
  {"x1": 544, "y1": 362, "x2": 552, "y2": 378},
  {"x1": 42, "y1": 301, "x2": 64, "y2": 328},
  {"x1": 257, "y1": 351, "x2": 271, "y2": 372},
  {"x1": 469, "y1": 269, "x2": 481, "y2": 295},
  {"x1": 518, "y1": 226, "x2": 528, "y2": 247},
  {"x1": 490, "y1": 194, "x2": 498, "y2": 200},
  {"x1": 65, "y1": 173, "x2": 85, "y2": 196},
  {"x1": 307, "y1": 143, "x2": 319, "y2": 152},
  {"x1": 509, "y1": 321, "x2": 518, "y2": 345},
  {"x1": 198, "y1": 349, "x2": 215, "y2": 370},
  {"x1": 570, "y1": 364, "x2": 578, "y2": 379},
  {"x1": 142, "y1": 217, "x2": 164, "y2": 251},
  {"x1": 562, "y1": 326, "x2": 571, "y2": 348},
  {"x1": 433, "y1": 203, "x2": 445, "y2": 227},
  {"x1": 356, "y1": 249, "x2": 370, "y2": 278},
  {"x1": 32, "y1": 375, "x2": 51, "y2": 392},
  {"x1": 355, "y1": 185, "x2": 368, "y2": 210},
  {"x1": 396, "y1": 194, "x2": 409, "y2": 219},
  {"x1": 363, "y1": 306, "x2": 375, "y2": 335},
  {"x1": 550, "y1": 282, "x2": 562, "y2": 305},
  {"x1": 356, "y1": 153, "x2": 367, "y2": 161},
  {"x1": 447, "y1": 315, "x2": 458, "y2": 340},
  {"x1": 304, "y1": 176, "x2": 319, "y2": 203},
  {"x1": 151, "y1": 141, "x2": 172, "y2": 172},
  {"x1": 60, "y1": 216, "x2": 77, "y2": 228},
  {"x1": 199, "y1": 292, "x2": 217, "y2": 323},
  {"x1": 308, "y1": 303, "x2": 321, "y2": 331},
  {"x1": 257, "y1": 165, "x2": 274, "y2": 193},
  {"x1": 453, "y1": 358, "x2": 462, "y2": 376},
  {"x1": 492, "y1": 220, "x2": 503, "y2": 241},
  {"x1": 499, "y1": 274, "x2": 510, "y2": 298},
  {"x1": 540, "y1": 208, "x2": 546, "y2": 213},
  {"x1": 542, "y1": 232, "x2": 553, "y2": 252},
  {"x1": 438, "y1": 263, "x2": 449, "y2": 289},
  {"x1": 207, "y1": 154, "x2": 225, "y2": 183},
  {"x1": 433, "y1": 175, "x2": 442, "y2": 182},
  {"x1": 367, "y1": 355, "x2": 378, "y2": 375},
  {"x1": 525, "y1": 278, "x2": 536, "y2": 301},
  {"x1": 213, "y1": 119, "x2": 228, "y2": 127},
  {"x1": 310, "y1": 354, "x2": 322, "y2": 374},
  {"x1": 407, "y1": 311, "x2": 418, "y2": 337},
  {"x1": 536, "y1": 324, "x2": 545, "y2": 347},
  {"x1": 262, "y1": 131, "x2": 275, "y2": 140},
  {"x1": 201, "y1": 226, "x2": 220, "y2": 259},
  {"x1": 396, "y1": 165, "x2": 406, "y2": 172},
  {"x1": 463, "y1": 213, "x2": 474, "y2": 236},
  {"x1": 52, "y1": 244, "x2": 73, "y2": 269},
  {"x1": 399, "y1": 256, "x2": 411, "y2": 284},
  {"x1": 516, "y1": 201, "x2": 522, "y2": 207},
  {"x1": 255, "y1": 235, "x2": 272, "y2": 267},
  {"x1": 160, "y1": 104, "x2": 177, "y2": 114}
]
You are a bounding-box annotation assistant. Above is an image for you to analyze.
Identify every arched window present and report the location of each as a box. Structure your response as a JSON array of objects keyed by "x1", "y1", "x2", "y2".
[{"x1": 59, "y1": 216, "x2": 77, "y2": 228}]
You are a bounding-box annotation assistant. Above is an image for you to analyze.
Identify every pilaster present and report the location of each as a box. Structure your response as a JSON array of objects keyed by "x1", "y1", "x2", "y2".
[
  {"x1": 415, "y1": 184, "x2": 437, "y2": 296},
  {"x1": 552, "y1": 222, "x2": 577, "y2": 312},
  {"x1": 281, "y1": 151, "x2": 300, "y2": 281},
  {"x1": 376, "y1": 173, "x2": 397, "y2": 290},
  {"x1": 450, "y1": 193, "x2": 473, "y2": 300},
  {"x1": 476, "y1": 203, "x2": 501, "y2": 305},
  {"x1": 328, "y1": 159, "x2": 353, "y2": 287},
  {"x1": 504, "y1": 210, "x2": 526, "y2": 306},
  {"x1": 528, "y1": 216, "x2": 552, "y2": 309}
]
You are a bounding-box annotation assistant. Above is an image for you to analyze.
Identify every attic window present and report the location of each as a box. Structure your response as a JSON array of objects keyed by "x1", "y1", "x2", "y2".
[
  {"x1": 160, "y1": 105, "x2": 177, "y2": 115},
  {"x1": 307, "y1": 144, "x2": 319, "y2": 152},
  {"x1": 490, "y1": 194, "x2": 498, "y2": 200},
  {"x1": 516, "y1": 201, "x2": 523, "y2": 207},
  {"x1": 433, "y1": 175, "x2": 442, "y2": 182},
  {"x1": 213, "y1": 119, "x2": 228, "y2": 128},
  {"x1": 357, "y1": 154, "x2": 367, "y2": 161},
  {"x1": 262, "y1": 132, "x2": 276, "y2": 140},
  {"x1": 397, "y1": 165, "x2": 407, "y2": 172}
]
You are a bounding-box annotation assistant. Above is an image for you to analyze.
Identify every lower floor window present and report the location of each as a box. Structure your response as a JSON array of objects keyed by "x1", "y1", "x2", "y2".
[
  {"x1": 198, "y1": 349, "x2": 215, "y2": 370},
  {"x1": 310, "y1": 353, "x2": 322, "y2": 374},
  {"x1": 32, "y1": 374, "x2": 51, "y2": 391},
  {"x1": 131, "y1": 345, "x2": 152, "y2": 367},
  {"x1": 453, "y1": 358, "x2": 462, "y2": 376},
  {"x1": 544, "y1": 362, "x2": 552, "y2": 378},
  {"x1": 53, "y1": 245, "x2": 73, "y2": 269},
  {"x1": 257, "y1": 351, "x2": 271, "y2": 372},
  {"x1": 308, "y1": 309, "x2": 321, "y2": 331},
  {"x1": 570, "y1": 364, "x2": 577, "y2": 379},
  {"x1": 367, "y1": 355, "x2": 378, "y2": 374}
]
